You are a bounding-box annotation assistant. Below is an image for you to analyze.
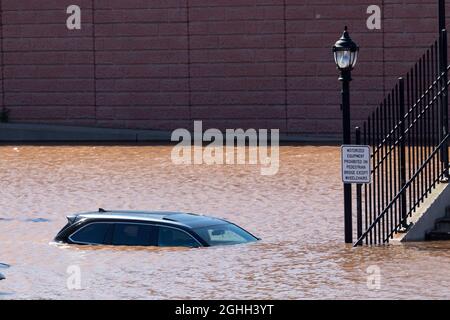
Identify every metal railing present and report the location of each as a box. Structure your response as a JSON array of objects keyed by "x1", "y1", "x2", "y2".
[{"x1": 353, "y1": 29, "x2": 450, "y2": 246}]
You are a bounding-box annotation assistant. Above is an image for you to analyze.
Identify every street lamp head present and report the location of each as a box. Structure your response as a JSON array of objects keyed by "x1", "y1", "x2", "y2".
[{"x1": 333, "y1": 26, "x2": 359, "y2": 71}]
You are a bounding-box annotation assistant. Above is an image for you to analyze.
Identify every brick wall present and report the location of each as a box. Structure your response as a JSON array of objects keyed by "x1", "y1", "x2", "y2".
[{"x1": 0, "y1": 0, "x2": 447, "y2": 135}]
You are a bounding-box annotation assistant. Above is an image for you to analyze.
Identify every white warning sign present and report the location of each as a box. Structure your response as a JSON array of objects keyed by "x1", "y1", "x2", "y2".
[{"x1": 341, "y1": 145, "x2": 372, "y2": 184}]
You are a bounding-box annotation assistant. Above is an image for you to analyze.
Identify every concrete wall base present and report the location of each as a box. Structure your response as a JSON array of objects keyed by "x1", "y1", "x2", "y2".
[
  {"x1": 0, "y1": 123, "x2": 172, "y2": 142},
  {"x1": 0, "y1": 123, "x2": 342, "y2": 143}
]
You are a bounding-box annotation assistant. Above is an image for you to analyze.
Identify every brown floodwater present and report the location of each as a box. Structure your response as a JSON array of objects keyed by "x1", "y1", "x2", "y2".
[{"x1": 0, "y1": 145, "x2": 450, "y2": 299}]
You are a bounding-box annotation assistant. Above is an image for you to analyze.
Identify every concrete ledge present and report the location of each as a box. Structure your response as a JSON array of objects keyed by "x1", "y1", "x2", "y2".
[
  {"x1": 0, "y1": 123, "x2": 172, "y2": 142},
  {"x1": 280, "y1": 133, "x2": 341, "y2": 143},
  {"x1": 0, "y1": 122, "x2": 342, "y2": 143},
  {"x1": 396, "y1": 181, "x2": 450, "y2": 242}
]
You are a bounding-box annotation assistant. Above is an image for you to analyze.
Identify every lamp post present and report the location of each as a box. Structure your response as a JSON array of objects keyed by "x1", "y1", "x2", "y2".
[{"x1": 333, "y1": 26, "x2": 359, "y2": 244}]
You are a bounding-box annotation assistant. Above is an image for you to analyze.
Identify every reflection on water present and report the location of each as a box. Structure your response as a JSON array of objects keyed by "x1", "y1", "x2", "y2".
[{"x1": 0, "y1": 145, "x2": 450, "y2": 299}]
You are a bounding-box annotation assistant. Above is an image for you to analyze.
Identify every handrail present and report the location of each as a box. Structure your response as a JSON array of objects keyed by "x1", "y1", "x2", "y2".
[
  {"x1": 355, "y1": 133, "x2": 449, "y2": 246},
  {"x1": 354, "y1": 29, "x2": 450, "y2": 246}
]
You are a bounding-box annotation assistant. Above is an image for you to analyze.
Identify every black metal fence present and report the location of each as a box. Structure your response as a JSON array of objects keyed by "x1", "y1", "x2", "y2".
[{"x1": 353, "y1": 29, "x2": 450, "y2": 246}]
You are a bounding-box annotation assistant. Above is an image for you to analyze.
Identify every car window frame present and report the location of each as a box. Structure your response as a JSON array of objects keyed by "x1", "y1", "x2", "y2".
[{"x1": 68, "y1": 221, "x2": 203, "y2": 247}]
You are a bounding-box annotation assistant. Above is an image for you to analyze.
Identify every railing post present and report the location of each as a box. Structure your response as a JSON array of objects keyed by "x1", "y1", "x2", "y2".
[
  {"x1": 439, "y1": 0, "x2": 446, "y2": 33},
  {"x1": 440, "y1": 29, "x2": 449, "y2": 180},
  {"x1": 356, "y1": 127, "x2": 363, "y2": 244},
  {"x1": 399, "y1": 78, "x2": 408, "y2": 229}
]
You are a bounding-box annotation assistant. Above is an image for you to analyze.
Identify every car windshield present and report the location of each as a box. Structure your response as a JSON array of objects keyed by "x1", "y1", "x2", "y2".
[{"x1": 194, "y1": 223, "x2": 258, "y2": 246}]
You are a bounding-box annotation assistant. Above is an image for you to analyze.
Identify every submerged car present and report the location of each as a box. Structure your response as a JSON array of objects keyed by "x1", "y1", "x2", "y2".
[
  {"x1": 54, "y1": 209, "x2": 259, "y2": 248},
  {"x1": 0, "y1": 263, "x2": 8, "y2": 280}
]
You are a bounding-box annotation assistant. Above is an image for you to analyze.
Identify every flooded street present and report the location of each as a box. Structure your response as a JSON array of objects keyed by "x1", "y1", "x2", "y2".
[{"x1": 0, "y1": 145, "x2": 450, "y2": 299}]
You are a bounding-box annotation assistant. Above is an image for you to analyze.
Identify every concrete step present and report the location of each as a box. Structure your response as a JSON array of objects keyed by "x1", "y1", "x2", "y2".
[
  {"x1": 435, "y1": 218, "x2": 450, "y2": 232},
  {"x1": 427, "y1": 230, "x2": 450, "y2": 241},
  {"x1": 426, "y1": 208, "x2": 450, "y2": 240}
]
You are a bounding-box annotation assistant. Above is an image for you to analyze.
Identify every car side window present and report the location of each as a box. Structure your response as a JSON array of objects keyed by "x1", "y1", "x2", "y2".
[
  {"x1": 158, "y1": 226, "x2": 199, "y2": 248},
  {"x1": 70, "y1": 223, "x2": 111, "y2": 245},
  {"x1": 112, "y1": 223, "x2": 157, "y2": 246}
]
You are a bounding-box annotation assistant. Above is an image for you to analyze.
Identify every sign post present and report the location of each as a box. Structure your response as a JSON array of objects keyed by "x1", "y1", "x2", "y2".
[{"x1": 341, "y1": 143, "x2": 371, "y2": 245}]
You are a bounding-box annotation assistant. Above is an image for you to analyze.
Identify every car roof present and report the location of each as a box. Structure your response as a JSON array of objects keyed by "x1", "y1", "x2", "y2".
[{"x1": 71, "y1": 209, "x2": 229, "y2": 228}]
